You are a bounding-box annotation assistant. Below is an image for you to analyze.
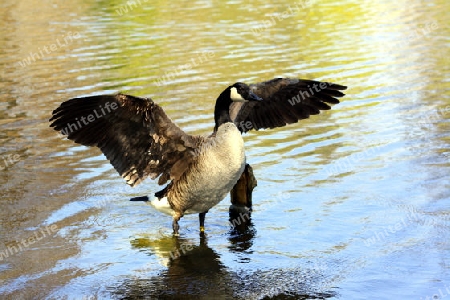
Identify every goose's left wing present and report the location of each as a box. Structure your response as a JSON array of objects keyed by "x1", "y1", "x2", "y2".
[
  {"x1": 230, "y1": 78, "x2": 347, "y2": 133},
  {"x1": 49, "y1": 93, "x2": 203, "y2": 187}
]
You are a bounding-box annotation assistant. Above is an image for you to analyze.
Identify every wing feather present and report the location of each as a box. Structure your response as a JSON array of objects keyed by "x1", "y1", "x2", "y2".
[
  {"x1": 49, "y1": 93, "x2": 203, "y2": 187},
  {"x1": 232, "y1": 78, "x2": 347, "y2": 132}
]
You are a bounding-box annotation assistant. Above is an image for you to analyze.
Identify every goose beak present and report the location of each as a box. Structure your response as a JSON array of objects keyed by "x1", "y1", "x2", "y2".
[{"x1": 248, "y1": 91, "x2": 263, "y2": 101}]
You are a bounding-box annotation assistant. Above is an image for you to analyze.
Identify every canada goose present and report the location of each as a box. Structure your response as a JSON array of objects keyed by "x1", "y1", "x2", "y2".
[{"x1": 49, "y1": 78, "x2": 346, "y2": 235}]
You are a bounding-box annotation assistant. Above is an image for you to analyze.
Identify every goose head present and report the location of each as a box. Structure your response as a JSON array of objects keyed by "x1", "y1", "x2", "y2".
[
  {"x1": 214, "y1": 83, "x2": 262, "y2": 131},
  {"x1": 229, "y1": 82, "x2": 263, "y2": 102}
]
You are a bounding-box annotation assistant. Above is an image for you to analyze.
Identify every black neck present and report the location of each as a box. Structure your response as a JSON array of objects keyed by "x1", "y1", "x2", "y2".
[{"x1": 214, "y1": 89, "x2": 232, "y2": 132}]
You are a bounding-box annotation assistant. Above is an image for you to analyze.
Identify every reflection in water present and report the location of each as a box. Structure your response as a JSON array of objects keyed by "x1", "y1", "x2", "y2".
[
  {"x1": 119, "y1": 235, "x2": 233, "y2": 298},
  {"x1": 228, "y1": 210, "x2": 256, "y2": 254},
  {"x1": 113, "y1": 233, "x2": 336, "y2": 299}
]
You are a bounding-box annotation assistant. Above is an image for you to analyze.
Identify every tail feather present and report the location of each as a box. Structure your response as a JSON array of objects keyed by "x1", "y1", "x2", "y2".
[{"x1": 129, "y1": 196, "x2": 149, "y2": 202}]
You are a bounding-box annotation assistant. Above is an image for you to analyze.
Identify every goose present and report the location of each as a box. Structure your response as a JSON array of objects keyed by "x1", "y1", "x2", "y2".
[{"x1": 49, "y1": 78, "x2": 346, "y2": 235}]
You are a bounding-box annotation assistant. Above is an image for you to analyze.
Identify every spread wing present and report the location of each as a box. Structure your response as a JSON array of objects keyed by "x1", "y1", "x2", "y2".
[
  {"x1": 230, "y1": 78, "x2": 347, "y2": 133},
  {"x1": 49, "y1": 93, "x2": 203, "y2": 187}
]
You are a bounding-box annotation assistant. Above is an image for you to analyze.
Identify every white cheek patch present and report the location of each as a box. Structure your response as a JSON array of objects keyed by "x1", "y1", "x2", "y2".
[{"x1": 230, "y1": 87, "x2": 246, "y2": 102}]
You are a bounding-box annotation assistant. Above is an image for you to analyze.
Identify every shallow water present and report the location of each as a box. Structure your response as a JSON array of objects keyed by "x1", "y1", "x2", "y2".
[{"x1": 0, "y1": 0, "x2": 449, "y2": 299}]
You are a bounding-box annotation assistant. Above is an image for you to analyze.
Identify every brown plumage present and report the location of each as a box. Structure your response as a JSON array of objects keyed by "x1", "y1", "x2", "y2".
[
  {"x1": 230, "y1": 78, "x2": 346, "y2": 132},
  {"x1": 49, "y1": 78, "x2": 346, "y2": 235},
  {"x1": 50, "y1": 94, "x2": 204, "y2": 187}
]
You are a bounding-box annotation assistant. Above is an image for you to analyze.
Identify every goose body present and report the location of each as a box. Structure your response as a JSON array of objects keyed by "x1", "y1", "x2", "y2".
[
  {"x1": 152, "y1": 122, "x2": 246, "y2": 216},
  {"x1": 50, "y1": 78, "x2": 347, "y2": 234}
]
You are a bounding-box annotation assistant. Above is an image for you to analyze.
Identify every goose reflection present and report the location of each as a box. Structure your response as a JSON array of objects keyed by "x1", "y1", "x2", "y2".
[
  {"x1": 111, "y1": 230, "x2": 337, "y2": 299},
  {"x1": 124, "y1": 234, "x2": 235, "y2": 298},
  {"x1": 228, "y1": 209, "x2": 256, "y2": 255}
]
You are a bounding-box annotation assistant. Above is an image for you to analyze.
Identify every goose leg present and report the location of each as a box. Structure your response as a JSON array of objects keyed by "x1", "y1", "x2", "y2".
[
  {"x1": 172, "y1": 212, "x2": 182, "y2": 235},
  {"x1": 199, "y1": 211, "x2": 208, "y2": 233},
  {"x1": 172, "y1": 219, "x2": 180, "y2": 235}
]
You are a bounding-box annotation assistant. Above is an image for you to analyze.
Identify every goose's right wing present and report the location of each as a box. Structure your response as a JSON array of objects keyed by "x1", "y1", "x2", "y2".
[
  {"x1": 230, "y1": 78, "x2": 347, "y2": 133},
  {"x1": 50, "y1": 93, "x2": 203, "y2": 187}
]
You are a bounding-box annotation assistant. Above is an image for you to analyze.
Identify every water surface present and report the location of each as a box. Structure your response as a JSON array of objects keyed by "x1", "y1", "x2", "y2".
[{"x1": 0, "y1": 0, "x2": 449, "y2": 299}]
